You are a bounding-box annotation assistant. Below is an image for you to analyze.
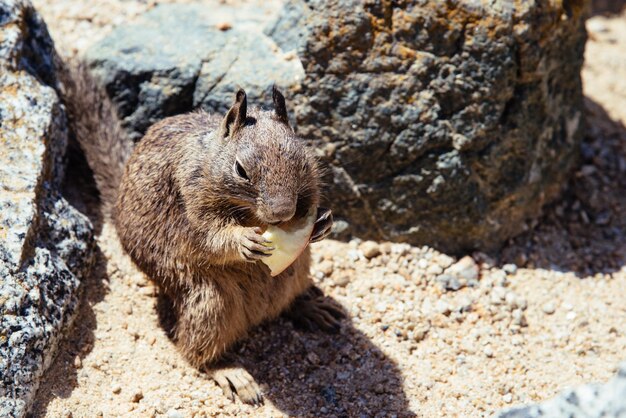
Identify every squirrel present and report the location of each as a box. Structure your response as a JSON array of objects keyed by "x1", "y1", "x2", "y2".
[{"x1": 60, "y1": 63, "x2": 344, "y2": 405}]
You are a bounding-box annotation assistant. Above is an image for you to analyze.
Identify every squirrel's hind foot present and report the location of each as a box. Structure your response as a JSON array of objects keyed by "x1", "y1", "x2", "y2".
[
  {"x1": 206, "y1": 358, "x2": 264, "y2": 406},
  {"x1": 284, "y1": 286, "x2": 345, "y2": 333}
]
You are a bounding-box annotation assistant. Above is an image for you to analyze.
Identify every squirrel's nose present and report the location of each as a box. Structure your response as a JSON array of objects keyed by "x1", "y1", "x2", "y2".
[{"x1": 263, "y1": 198, "x2": 296, "y2": 224}]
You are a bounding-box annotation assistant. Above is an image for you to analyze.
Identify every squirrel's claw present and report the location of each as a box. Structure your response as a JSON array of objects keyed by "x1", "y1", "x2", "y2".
[
  {"x1": 310, "y1": 207, "x2": 333, "y2": 243},
  {"x1": 241, "y1": 248, "x2": 272, "y2": 262},
  {"x1": 211, "y1": 366, "x2": 264, "y2": 406},
  {"x1": 239, "y1": 227, "x2": 273, "y2": 262}
]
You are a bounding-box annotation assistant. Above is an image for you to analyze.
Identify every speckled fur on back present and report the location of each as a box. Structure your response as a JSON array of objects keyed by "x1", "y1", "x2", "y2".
[{"x1": 62, "y1": 66, "x2": 323, "y2": 369}]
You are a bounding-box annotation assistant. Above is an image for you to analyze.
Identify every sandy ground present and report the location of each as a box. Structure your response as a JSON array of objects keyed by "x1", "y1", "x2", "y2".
[{"x1": 29, "y1": 2, "x2": 626, "y2": 417}]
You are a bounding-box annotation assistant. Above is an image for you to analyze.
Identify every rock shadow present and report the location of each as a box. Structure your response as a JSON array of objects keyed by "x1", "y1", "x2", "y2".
[
  {"x1": 500, "y1": 98, "x2": 625, "y2": 277},
  {"x1": 29, "y1": 142, "x2": 110, "y2": 416},
  {"x1": 157, "y1": 294, "x2": 415, "y2": 417}
]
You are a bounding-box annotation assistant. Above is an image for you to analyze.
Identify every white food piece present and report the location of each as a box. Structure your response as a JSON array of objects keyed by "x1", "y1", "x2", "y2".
[{"x1": 261, "y1": 207, "x2": 317, "y2": 276}]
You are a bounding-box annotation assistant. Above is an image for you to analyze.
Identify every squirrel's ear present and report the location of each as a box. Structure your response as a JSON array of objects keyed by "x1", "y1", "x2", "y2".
[
  {"x1": 272, "y1": 85, "x2": 290, "y2": 127},
  {"x1": 220, "y1": 88, "x2": 247, "y2": 138}
]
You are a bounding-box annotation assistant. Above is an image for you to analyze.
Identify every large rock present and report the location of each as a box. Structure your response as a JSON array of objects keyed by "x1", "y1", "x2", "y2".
[
  {"x1": 84, "y1": 0, "x2": 587, "y2": 252},
  {"x1": 495, "y1": 361, "x2": 626, "y2": 418},
  {"x1": 276, "y1": 0, "x2": 587, "y2": 251},
  {"x1": 0, "y1": 1, "x2": 94, "y2": 416},
  {"x1": 85, "y1": 2, "x2": 303, "y2": 141}
]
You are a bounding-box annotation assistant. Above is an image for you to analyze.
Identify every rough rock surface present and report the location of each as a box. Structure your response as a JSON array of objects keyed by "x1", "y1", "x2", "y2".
[
  {"x1": 275, "y1": 0, "x2": 588, "y2": 252},
  {"x1": 0, "y1": 1, "x2": 94, "y2": 417},
  {"x1": 85, "y1": 1, "x2": 302, "y2": 141},
  {"x1": 81, "y1": 0, "x2": 587, "y2": 253},
  {"x1": 495, "y1": 362, "x2": 626, "y2": 418}
]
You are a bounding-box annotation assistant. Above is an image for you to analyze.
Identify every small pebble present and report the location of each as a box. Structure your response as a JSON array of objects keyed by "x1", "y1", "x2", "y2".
[
  {"x1": 490, "y1": 270, "x2": 507, "y2": 286},
  {"x1": 503, "y1": 393, "x2": 513, "y2": 403},
  {"x1": 446, "y1": 256, "x2": 479, "y2": 282},
  {"x1": 347, "y1": 249, "x2": 360, "y2": 262},
  {"x1": 436, "y1": 254, "x2": 455, "y2": 269},
  {"x1": 413, "y1": 326, "x2": 430, "y2": 342},
  {"x1": 360, "y1": 241, "x2": 381, "y2": 259},
  {"x1": 166, "y1": 409, "x2": 185, "y2": 418},
  {"x1": 427, "y1": 264, "x2": 443, "y2": 275},
  {"x1": 511, "y1": 309, "x2": 527, "y2": 327},
  {"x1": 587, "y1": 19, "x2": 608, "y2": 34},
  {"x1": 379, "y1": 242, "x2": 393, "y2": 254},
  {"x1": 318, "y1": 260, "x2": 334, "y2": 276},
  {"x1": 111, "y1": 384, "x2": 122, "y2": 394},
  {"x1": 490, "y1": 286, "x2": 506, "y2": 305},
  {"x1": 502, "y1": 264, "x2": 518, "y2": 274},
  {"x1": 436, "y1": 274, "x2": 463, "y2": 291},
  {"x1": 505, "y1": 292, "x2": 518, "y2": 308},
  {"x1": 542, "y1": 302, "x2": 556, "y2": 315},
  {"x1": 484, "y1": 346, "x2": 494, "y2": 358},
  {"x1": 435, "y1": 300, "x2": 451, "y2": 315},
  {"x1": 334, "y1": 275, "x2": 350, "y2": 287},
  {"x1": 455, "y1": 298, "x2": 472, "y2": 314},
  {"x1": 216, "y1": 22, "x2": 232, "y2": 31},
  {"x1": 131, "y1": 390, "x2": 144, "y2": 403}
]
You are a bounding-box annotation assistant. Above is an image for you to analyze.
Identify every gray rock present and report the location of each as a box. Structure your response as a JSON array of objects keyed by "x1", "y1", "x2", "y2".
[
  {"x1": 494, "y1": 362, "x2": 626, "y2": 418},
  {"x1": 263, "y1": 0, "x2": 311, "y2": 53},
  {"x1": 0, "y1": 1, "x2": 95, "y2": 416},
  {"x1": 282, "y1": 0, "x2": 587, "y2": 252},
  {"x1": 85, "y1": 3, "x2": 304, "y2": 141},
  {"x1": 82, "y1": 0, "x2": 586, "y2": 253}
]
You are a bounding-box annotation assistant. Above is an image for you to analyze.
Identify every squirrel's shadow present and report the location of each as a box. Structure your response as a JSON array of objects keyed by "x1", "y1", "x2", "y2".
[{"x1": 157, "y1": 294, "x2": 415, "y2": 417}]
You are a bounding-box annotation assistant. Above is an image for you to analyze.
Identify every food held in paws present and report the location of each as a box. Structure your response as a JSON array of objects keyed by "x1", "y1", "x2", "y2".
[{"x1": 261, "y1": 207, "x2": 317, "y2": 276}]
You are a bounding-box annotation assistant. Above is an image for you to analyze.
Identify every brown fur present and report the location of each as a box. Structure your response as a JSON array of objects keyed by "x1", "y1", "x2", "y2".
[
  {"x1": 61, "y1": 61, "x2": 338, "y2": 404},
  {"x1": 114, "y1": 106, "x2": 320, "y2": 367},
  {"x1": 59, "y1": 62, "x2": 133, "y2": 219}
]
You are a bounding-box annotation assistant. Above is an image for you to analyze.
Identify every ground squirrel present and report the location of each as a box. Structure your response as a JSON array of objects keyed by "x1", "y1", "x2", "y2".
[{"x1": 61, "y1": 64, "x2": 344, "y2": 405}]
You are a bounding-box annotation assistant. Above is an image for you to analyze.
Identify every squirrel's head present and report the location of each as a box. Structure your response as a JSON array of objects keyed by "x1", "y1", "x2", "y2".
[{"x1": 215, "y1": 87, "x2": 320, "y2": 226}]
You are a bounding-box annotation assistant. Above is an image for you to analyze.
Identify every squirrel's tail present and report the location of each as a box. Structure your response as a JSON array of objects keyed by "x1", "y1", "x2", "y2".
[{"x1": 59, "y1": 61, "x2": 133, "y2": 220}]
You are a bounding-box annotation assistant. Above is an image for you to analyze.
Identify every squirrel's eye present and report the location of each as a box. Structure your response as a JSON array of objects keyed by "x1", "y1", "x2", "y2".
[{"x1": 234, "y1": 159, "x2": 249, "y2": 181}]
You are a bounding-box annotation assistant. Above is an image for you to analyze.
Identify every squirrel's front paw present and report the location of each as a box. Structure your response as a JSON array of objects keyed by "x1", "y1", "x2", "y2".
[
  {"x1": 237, "y1": 227, "x2": 273, "y2": 262},
  {"x1": 310, "y1": 207, "x2": 333, "y2": 243}
]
